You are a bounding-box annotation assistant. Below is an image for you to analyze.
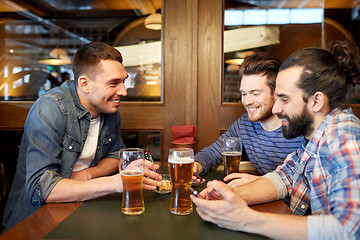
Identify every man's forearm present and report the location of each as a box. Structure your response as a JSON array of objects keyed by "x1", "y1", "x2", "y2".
[
  {"x1": 233, "y1": 177, "x2": 279, "y2": 205},
  {"x1": 234, "y1": 177, "x2": 308, "y2": 239},
  {"x1": 88, "y1": 158, "x2": 119, "y2": 178},
  {"x1": 46, "y1": 174, "x2": 121, "y2": 203},
  {"x1": 244, "y1": 209, "x2": 307, "y2": 240}
]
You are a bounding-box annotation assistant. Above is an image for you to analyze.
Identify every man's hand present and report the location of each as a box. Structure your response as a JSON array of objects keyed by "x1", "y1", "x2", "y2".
[
  {"x1": 142, "y1": 160, "x2": 162, "y2": 190},
  {"x1": 122, "y1": 159, "x2": 162, "y2": 190},
  {"x1": 224, "y1": 173, "x2": 260, "y2": 188},
  {"x1": 192, "y1": 162, "x2": 206, "y2": 185},
  {"x1": 191, "y1": 180, "x2": 253, "y2": 232}
]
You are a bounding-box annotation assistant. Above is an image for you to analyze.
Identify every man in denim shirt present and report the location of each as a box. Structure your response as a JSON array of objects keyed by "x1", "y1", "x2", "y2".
[
  {"x1": 192, "y1": 41, "x2": 360, "y2": 239},
  {"x1": 3, "y1": 42, "x2": 161, "y2": 231}
]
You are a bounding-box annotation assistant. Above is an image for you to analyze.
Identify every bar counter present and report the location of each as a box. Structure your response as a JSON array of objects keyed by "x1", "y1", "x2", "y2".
[{"x1": 0, "y1": 166, "x2": 291, "y2": 239}]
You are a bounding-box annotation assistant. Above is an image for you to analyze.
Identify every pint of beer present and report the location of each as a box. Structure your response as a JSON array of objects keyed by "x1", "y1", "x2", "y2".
[
  {"x1": 221, "y1": 137, "x2": 242, "y2": 177},
  {"x1": 222, "y1": 152, "x2": 242, "y2": 176},
  {"x1": 119, "y1": 148, "x2": 145, "y2": 215},
  {"x1": 168, "y1": 148, "x2": 194, "y2": 215}
]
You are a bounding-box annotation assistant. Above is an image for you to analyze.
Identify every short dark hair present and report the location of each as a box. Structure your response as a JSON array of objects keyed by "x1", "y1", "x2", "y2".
[
  {"x1": 280, "y1": 40, "x2": 360, "y2": 109},
  {"x1": 240, "y1": 52, "x2": 282, "y2": 94},
  {"x1": 72, "y1": 42, "x2": 123, "y2": 81}
]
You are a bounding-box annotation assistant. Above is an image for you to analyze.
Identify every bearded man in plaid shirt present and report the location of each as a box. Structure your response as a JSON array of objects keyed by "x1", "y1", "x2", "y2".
[{"x1": 191, "y1": 40, "x2": 360, "y2": 240}]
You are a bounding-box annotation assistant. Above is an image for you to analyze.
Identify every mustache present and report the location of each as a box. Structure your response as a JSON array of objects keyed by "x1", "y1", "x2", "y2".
[{"x1": 277, "y1": 113, "x2": 290, "y2": 121}]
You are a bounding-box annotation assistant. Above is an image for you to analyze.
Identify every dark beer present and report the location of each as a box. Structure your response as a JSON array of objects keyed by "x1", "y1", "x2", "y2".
[
  {"x1": 222, "y1": 151, "x2": 241, "y2": 176},
  {"x1": 121, "y1": 170, "x2": 145, "y2": 215},
  {"x1": 168, "y1": 157, "x2": 194, "y2": 215}
]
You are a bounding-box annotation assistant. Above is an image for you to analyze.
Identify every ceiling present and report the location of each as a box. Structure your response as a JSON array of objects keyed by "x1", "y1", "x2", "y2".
[{"x1": 0, "y1": 0, "x2": 355, "y2": 68}]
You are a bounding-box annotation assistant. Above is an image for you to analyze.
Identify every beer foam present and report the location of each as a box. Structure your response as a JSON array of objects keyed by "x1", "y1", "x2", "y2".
[
  {"x1": 222, "y1": 151, "x2": 241, "y2": 156},
  {"x1": 121, "y1": 169, "x2": 144, "y2": 176},
  {"x1": 168, "y1": 157, "x2": 194, "y2": 164}
]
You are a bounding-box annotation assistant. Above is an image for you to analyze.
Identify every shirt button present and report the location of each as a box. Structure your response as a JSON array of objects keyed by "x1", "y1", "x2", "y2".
[
  {"x1": 69, "y1": 146, "x2": 73, "y2": 150},
  {"x1": 301, "y1": 204, "x2": 306, "y2": 209}
]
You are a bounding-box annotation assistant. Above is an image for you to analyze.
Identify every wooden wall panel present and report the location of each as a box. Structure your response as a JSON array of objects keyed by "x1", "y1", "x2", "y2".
[
  {"x1": 197, "y1": 0, "x2": 223, "y2": 151},
  {"x1": 0, "y1": 102, "x2": 163, "y2": 131},
  {"x1": 0, "y1": 102, "x2": 31, "y2": 130},
  {"x1": 118, "y1": 104, "x2": 163, "y2": 130},
  {"x1": 162, "y1": 0, "x2": 199, "y2": 159},
  {"x1": 219, "y1": 103, "x2": 245, "y2": 130}
]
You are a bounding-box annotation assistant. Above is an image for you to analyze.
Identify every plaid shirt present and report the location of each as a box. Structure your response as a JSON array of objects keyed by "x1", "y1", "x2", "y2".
[{"x1": 275, "y1": 107, "x2": 360, "y2": 238}]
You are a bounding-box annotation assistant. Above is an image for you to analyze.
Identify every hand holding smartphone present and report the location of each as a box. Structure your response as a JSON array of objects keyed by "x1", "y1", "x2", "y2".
[{"x1": 188, "y1": 186, "x2": 205, "y2": 199}]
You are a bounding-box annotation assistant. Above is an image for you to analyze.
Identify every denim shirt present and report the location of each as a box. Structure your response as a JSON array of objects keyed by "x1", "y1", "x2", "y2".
[{"x1": 3, "y1": 80, "x2": 123, "y2": 231}]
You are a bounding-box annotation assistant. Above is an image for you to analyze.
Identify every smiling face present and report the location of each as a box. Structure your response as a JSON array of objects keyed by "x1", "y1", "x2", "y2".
[
  {"x1": 240, "y1": 74, "x2": 275, "y2": 122},
  {"x1": 79, "y1": 59, "x2": 128, "y2": 118},
  {"x1": 272, "y1": 66, "x2": 314, "y2": 139}
]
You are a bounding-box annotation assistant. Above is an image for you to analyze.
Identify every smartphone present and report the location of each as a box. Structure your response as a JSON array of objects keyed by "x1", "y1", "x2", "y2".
[
  {"x1": 193, "y1": 172, "x2": 204, "y2": 181},
  {"x1": 188, "y1": 186, "x2": 204, "y2": 199}
]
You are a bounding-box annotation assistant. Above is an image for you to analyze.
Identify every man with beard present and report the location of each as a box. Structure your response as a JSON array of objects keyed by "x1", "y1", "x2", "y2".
[
  {"x1": 193, "y1": 52, "x2": 303, "y2": 184},
  {"x1": 191, "y1": 40, "x2": 360, "y2": 239}
]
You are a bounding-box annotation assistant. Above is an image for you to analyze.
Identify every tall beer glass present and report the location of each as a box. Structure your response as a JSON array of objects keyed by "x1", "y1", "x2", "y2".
[
  {"x1": 221, "y1": 137, "x2": 242, "y2": 177},
  {"x1": 119, "y1": 148, "x2": 145, "y2": 215},
  {"x1": 168, "y1": 148, "x2": 194, "y2": 215}
]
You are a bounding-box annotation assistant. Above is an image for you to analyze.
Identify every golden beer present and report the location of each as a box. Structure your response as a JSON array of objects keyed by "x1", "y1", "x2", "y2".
[
  {"x1": 121, "y1": 170, "x2": 145, "y2": 215},
  {"x1": 222, "y1": 151, "x2": 241, "y2": 176},
  {"x1": 168, "y1": 157, "x2": 194, "y2": 215}
]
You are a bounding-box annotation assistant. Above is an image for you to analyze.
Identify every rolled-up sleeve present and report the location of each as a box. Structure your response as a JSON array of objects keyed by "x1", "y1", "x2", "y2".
[{"x1": 263, "y1": 172, "x2": 289, "y2": 200}]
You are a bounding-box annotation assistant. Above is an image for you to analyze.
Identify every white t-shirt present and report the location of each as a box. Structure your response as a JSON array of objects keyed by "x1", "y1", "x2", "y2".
[{"x1": 73, "y1": 116, "x2": 100, "y2": 172}]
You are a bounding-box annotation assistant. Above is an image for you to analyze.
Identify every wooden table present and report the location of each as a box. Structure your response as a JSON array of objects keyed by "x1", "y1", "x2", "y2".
[{"x1": 0, "y1": 168, "x2": 291, "y2": 240}]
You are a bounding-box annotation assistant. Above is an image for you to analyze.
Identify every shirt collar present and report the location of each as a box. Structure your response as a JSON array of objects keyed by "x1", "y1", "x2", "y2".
[
  {"x1": 304, "y1": 107, "x2": 344, "y2": 157},
  {"x1": 69, "y1": 80, "x2": 92, "y2": 119}
]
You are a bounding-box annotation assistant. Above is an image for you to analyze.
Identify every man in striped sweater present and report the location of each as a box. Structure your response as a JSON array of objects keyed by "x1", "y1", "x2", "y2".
[{"x1": 194, "y1": 52, "x2": 302, "y2": 184}]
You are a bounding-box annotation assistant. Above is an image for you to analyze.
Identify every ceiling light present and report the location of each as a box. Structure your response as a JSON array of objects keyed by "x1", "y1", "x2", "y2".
[
  {"x1": 225, "y1": 58, "x2": 244, "y2": 65},
  {"x1": 38, "y1": 58, "x2": 71, "y2": 65},
  {"x1": 144, "y1": 13, "x2": 161, "y2": 30},
  {"x1": 38, "y1": 48, "x2": 72, "y2": 65},
  {"x1": 225, "y1": 50, "x2": 255, "y2": 66}
]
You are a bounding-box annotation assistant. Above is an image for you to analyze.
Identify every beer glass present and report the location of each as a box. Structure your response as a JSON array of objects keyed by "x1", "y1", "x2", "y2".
[
  {"x1": 119, "y1": 148, "x2": 145, "y2": 215},
  {"x1": 221, "y1": 137, "x2": 242, "y2": 177},
  {"x1": 168, "y1": 148, "x2": 194, "y2": 215}
]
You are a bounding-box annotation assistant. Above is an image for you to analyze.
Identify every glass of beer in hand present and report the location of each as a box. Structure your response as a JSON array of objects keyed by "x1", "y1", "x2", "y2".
[
  {"x1": 221, "y1": 137, "x2": 242, "y2": 177},
  {"x1": 168, "y1": 148, "x2": 194, "y2": 215},
  {"x1": 119, "y1": 148, "x2": 145, "y2": 215}
]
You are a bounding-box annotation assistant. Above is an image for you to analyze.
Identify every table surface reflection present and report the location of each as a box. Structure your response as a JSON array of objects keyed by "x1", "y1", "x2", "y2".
[{"x1": 0, "y1": 167, "x2": 291, "y2": 240}]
